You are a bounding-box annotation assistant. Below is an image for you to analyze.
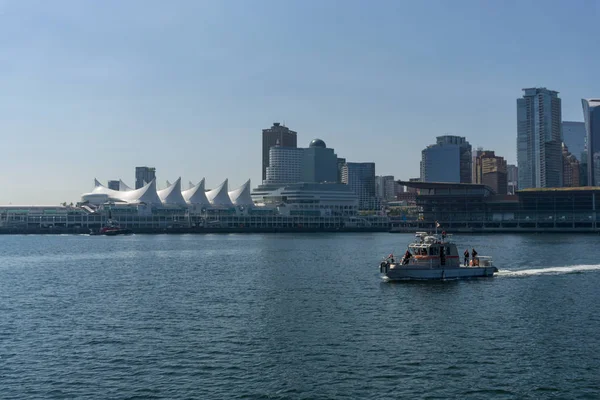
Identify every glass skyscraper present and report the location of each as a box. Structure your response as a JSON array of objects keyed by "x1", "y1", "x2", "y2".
[
  {"x1": 342, "y1": 162, "x2": 378, "y2": 210},
  {"x1": 420, "y1": 135, "x2": 472, "y2": 183},
  {"x1": 517, "y1": 88, "x2": 562, "y2": 189},
  {"x1": 562, "y1": 121, "x2": 586, "y2": 162},
  {"x1": 582, "y1": 99, "x2": 600, "y2": 186}
]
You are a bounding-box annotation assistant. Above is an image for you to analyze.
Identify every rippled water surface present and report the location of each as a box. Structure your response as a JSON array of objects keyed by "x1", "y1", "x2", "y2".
[{"x1": 1, "y1": 233, "x2": 599, "y2": 399}]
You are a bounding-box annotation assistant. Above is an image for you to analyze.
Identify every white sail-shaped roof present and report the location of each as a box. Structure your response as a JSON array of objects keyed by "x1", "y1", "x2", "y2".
[
  {"x1": 206, "y1": 179, "x2": 233, "y2": 207},
  {"x1": 182, "y1": 178, "x2": 211, "y2": 205},
  {"x1": 119, "y1": 180, "x2": 132, "y2": 191},
  {"x1": 133, "y1": 179, "x2": 162, "y2": 205},
  {"x1": 228, "y1": 179, "x2": 254, "y2": 206},
  {"x1": 157, "y1": 177, "x2": 187, "y2": 206},
  {"x1": 82, "y1": 178, "x2": 162, "y2": 205}
]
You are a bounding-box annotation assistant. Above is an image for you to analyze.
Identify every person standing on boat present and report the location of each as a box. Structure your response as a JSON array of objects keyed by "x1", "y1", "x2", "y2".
[
  {"x1": 463, "y1": 249, "x2": 469, "y2": 266},
  {"x1": 402, "y1": 249, "x2": 412, "y2": 265},
  {"x1": 471, "y1": 248, "x2": 478, "y2": 266}
]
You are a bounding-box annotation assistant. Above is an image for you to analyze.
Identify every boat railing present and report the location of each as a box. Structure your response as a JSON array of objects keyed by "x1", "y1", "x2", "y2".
[
  {"x1": 395, "y1": 256, "x2": 436, "y2": 267},
  {"x1": 470, "y1": 256, "x2": 493, "y2": 267}
]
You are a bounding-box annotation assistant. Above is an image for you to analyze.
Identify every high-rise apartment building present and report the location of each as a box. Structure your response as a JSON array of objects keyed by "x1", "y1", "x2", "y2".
[
  {"x1": 264, "y1": 139, "x2": 338, "y2": 185},
  {"x1": 135, "y1": 166, "x2": 156, "y2": 189},
  {"x1": 265, "y1": 147, "x2": 304, "y2": 184},
  {"x1": 375, "y1": 175, "x2": 396, "y2": 203},
  {"x1": 262, "y1": 122, "x2": 297, "y2": 181},
  {"x1": 562, "y1": 144, "x2": 580, "y2": 187},
  {"x1": 342, "y1": 162, "x2": 378, "y2": 210},
  {"x1": 507, "y1": 164, "x2": 518, "y2": 195},
  {"x1": 581, "y1": 99, "x2": 600, "y2": 186},
  {"x1": 562, "y1": 121, "x2": 586, "y2": 161},
  {"x1": 474, "y1": 151, "x2": 508, "y2": 195},
  {"x1": 336, "y1": 158, "x2": 346, "y2": 183},
  {"x1": 517, "y1": 88, "x2": 562, "y2": 189},
  {"x1": 420, "y1": 135, "x2": 472, "y2": 183}
]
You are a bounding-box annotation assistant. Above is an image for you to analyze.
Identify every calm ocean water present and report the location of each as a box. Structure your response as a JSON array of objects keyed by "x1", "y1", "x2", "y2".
[{"x1": 1, "y1": 233, "x2": 599, "y2": 399}]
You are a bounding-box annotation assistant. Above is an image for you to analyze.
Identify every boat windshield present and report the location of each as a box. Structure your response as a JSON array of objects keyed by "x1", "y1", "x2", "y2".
[
  {"x1": 409, "y1": 244, "x2": 452, "y2": 256},
  {"x1": 409, "y1": 246, "x2": 428, "y2": 255}
]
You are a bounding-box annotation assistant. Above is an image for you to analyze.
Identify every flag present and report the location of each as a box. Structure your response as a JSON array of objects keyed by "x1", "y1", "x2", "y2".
[
  {"x1": 436, "y1": 221, "x2": 440, "y2": 228},
  {"x1": 388, "y1": 253, "x2": 394, "y2": 259}
]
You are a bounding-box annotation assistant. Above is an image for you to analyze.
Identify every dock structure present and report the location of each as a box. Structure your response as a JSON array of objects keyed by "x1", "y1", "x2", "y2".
[
  {"x1": 390, "y1": 182, "x2": 600, "y2": 233},
  {"x1": 0, "y1": 205, "x2": 390, "y2": 234}
]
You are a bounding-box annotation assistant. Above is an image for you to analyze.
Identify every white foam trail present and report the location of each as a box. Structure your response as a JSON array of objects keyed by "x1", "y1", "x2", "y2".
[{"x1": 498, "y1": 264, "x2": 600, "y2": 277}]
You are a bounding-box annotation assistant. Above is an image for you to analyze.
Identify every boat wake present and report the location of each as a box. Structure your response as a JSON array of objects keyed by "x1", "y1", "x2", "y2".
[{"x1": 498, "y1": 264, "x2": 600, "y2": 277}]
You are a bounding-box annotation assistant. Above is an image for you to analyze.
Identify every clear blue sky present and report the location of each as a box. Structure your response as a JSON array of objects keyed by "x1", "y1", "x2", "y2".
[{"x1": 1, "y1": 0, "x2": 598, "y2": 204}]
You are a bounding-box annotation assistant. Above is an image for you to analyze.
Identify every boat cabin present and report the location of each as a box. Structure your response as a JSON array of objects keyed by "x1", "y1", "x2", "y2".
[{"x1": 403, "y1": 232, "x2": 460, "y2": 267}]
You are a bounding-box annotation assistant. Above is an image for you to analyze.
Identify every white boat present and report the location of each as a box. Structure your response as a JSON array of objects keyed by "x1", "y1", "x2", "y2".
[{"x1": 379, "y1": 232, "x2": 498, "y2": 281}]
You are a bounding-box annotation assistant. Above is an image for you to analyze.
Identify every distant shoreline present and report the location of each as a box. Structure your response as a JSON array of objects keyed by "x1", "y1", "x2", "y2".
[{"x1": 1, "y1": 226, "x2": 599, "y2": 235}]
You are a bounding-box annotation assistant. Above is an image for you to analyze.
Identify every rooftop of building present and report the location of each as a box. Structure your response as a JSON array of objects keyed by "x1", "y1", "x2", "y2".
[
  {"x1": 518, "y1": 186, "x2": 600, "y2": 193},
  {"x1": 583, "y1": 99, "x2": 600, "y2": 107},
  {"x1": 522, "y1": 87, "x2": 559, "y2": 95},
  {"x1": 398, "y1": 180, "x2": 488, "y2": 189},
  {"x1": 398, "y1": 181, "x2": 496, "y2": 196},
  {"x1": 253, "y1": 182, "x2": 353, "y2": 192},
  {"x1": 309, "y1": 138, "x2": 326, "y2": 148},
  {"x1": 264, "y1": 122, "x2": 297, "y2": 133}
]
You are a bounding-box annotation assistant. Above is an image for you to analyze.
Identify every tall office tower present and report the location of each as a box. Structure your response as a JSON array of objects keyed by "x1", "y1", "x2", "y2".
[
  {"x1": 375, "y1": 175, "x2": 396, "y2": 202},
  {"x1": 562, "y1": 144, "x2": 580, "y2": 187},
  {"x1": 474, "y1": 151, "x2": 508, "y2": 195},
  {"x1": 342, "y1": 162, "x2": 378, "y2": 210},
  {"x1": 301, "y1": 139, "x2": 339, "y2": 183},
  {"x1": 472, "y1": 146, "x2": 483, "y2": 183},
  {"x1": 264, "y1": 139, "x2": 339, "y2": 185},
  {"x1": 507, "y1": 164, "x2": 518, "y2": 195},
  {"x1": 107, "y1": 180, "x2": 120, "y2": 191},
  {"x1": 581, "y1": 99, "x2": 600, "y2": 186},
  {"x1": 135, "y1": 166, "x2": 156, "y2": 189},
  {"x1": 562, "y1": 121, "x2": 586, "y2": 161},
  {"x1": 580, "y1": 146, "x2": 589, "y2": 186},
  {"x1": 517, "y1": 88, "x2": 563, "y2": 189},
  {"x1": 262, "y1": 122, "x2": 297, "y2": 182},
  {"x1": 420, "y1": 135, "x2": 472, "y2": 183}
]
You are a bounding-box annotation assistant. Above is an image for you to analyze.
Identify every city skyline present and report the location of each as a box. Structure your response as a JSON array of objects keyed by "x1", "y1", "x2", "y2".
[{"x1": 1, "y1": 1, "x2": 599, "y2": 204}]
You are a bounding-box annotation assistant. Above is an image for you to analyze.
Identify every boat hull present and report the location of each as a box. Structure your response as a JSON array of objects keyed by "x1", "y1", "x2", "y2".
[
  {"x1": 103, "y1": 229, "x2": 133, "y2": 236},
  {"x1": 383, "y1": 265, "x2": 497, "y2": 281}
]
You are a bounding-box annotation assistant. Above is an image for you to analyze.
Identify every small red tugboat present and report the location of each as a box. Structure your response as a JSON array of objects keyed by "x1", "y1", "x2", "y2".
[{"x1": 90, "y1": 219, "x2": 133, "y2": 236}]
